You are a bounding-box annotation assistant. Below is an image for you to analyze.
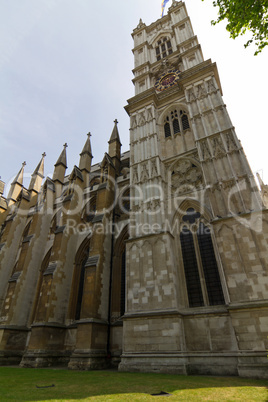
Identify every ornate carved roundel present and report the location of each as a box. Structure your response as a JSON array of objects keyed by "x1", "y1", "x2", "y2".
[
  {"x1": 171, "y1": 159, "x2": 203, "y2": 195},
  {"x1": 154, "y1": 69, "x2": 180, "y2": 92}
]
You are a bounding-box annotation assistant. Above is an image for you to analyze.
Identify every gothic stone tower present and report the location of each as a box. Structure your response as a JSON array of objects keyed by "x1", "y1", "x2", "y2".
[
  {"x1": 0, "y1": 0, "x2": 267, "y2": 378},
  {"x1": 119, "y1": 1, "x2": 268, "y2": 377}
]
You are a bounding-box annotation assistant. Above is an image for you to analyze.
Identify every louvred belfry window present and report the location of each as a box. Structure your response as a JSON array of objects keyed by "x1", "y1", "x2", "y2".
[
  {"x1": 180, "y1": 208, "x2": 225, "y2": 308},
  {"x1": 164, "y1": 109, "x2": 190, "y2": 138},
  {"x1": 155, "y1": 37, "x2": 173, "y2": 61}
]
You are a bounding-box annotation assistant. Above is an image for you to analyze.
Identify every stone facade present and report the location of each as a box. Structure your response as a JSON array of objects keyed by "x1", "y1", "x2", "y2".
[{"x1": 0, "y1": 1, "x2": 267, "y2": 378}]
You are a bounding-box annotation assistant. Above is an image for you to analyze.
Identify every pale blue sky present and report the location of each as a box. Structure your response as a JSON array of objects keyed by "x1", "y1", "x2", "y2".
[{"x1": 1, "y1": 0, "x2": 268, "y2": 195}]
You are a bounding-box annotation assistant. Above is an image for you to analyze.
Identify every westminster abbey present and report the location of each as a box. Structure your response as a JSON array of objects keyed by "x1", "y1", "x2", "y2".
[{"x1": 0, "y1": 1, "x2": 267, "y2": 378}]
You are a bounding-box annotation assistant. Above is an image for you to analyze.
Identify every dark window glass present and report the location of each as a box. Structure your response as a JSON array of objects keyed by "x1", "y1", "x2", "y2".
[
  {"x1": 197, "y1": 223, "x2": 225, "y2": 306},
  {"x1": 164, "y1": 122, "x2": 171, "y2": 138},
  {"x1": 75, "y1": 250, "x2": 89, "y2": 320},
  {"x1": 181, "y1": 111, "x2": 190, "y2": 130},
  {"x1": 180, "y1": 227, "x2": 204, "y2": 307},
  {"x1": 173, "y1": 118, "x2": 180, "y2": 134},
  {"x1": 155, "y1": 38, "x2": 172, "y2": 60},
  {"x1": 120, "y1": 250, "x2": 126, "y2": 316}
]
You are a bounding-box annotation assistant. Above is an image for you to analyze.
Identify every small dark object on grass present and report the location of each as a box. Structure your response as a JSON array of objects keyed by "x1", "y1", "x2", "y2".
[
  {"x1": 151, "y1": 390, "x2": 172, "y2": 396},
  {"x1": 36, "y1": 384, "x2": 55, "y2": 389}
]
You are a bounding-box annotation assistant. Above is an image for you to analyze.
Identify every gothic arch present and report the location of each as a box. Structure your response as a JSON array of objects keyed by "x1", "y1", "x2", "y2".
[
  {"x1": 149, "y1": 30, "x2": 173, "y2": 46},
  {"x1": 0, "y1": 216, "x2": 33, "y2": 320},
  {"x1": 167, "y1": 157, "x2": 204, "y2": 199},
  {"x1": 158, "y1": 102, "x2": 189, "y2": 126},
  {"x1": 67, "y1": 235, "x2": 91, "y2": 321},
  {"x1": 171, "y1": 201, "x2": 226, "y2": 308},
  {"x1": 30, "y1": 247, "x2": 52, "y2": 323},
  {"x1": 11, "y1": 217, "x2": 33, "y2": 273},
  {"x1": 152, "y1": 34, "x2": 174, "y2": 61},
  {"x1": 173, "y1": 198, "x2": 212, "y2": 225},
  {"x1": 81, "y1": 195, "x2": 96, "y2": 223},
  {"x1": 158, "y1": 103, "x2": 193, "y2": 157},
  {"x1": 110, "y1": 225, "x2": 129, "y2": 322},
  {"x1": 49, "y1": 208, "x2": 62, "y2": 238}
]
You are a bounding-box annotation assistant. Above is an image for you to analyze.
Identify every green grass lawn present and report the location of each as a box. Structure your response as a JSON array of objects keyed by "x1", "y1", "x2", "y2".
[{"x1": 0, "y1": 367, "x2": 267, "y2": 401}]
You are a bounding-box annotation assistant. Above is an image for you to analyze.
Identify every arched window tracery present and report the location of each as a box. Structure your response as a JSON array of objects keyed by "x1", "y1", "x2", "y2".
[
  {"x1": 67, "y1": 238, "x2": 91, "y2": 321},
  {"x1": 155, "y1": 36, "x2": 173, "y2": 61},
  {"x1": 180, "y1": 208, "x2": 225, "y2": 308},
  {"x1": 110, "y1": 226, "x2": 129, "y2": 322},
  {"x1": 164, "y1": 109, "x2": 190, "y2": 138}
]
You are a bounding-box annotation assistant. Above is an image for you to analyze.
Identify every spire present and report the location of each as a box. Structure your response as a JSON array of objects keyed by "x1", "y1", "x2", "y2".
[
  {"x1": 33, "y1": 152, "x2": 45, "y2": 177},
  {"x1": 12, "y1": 161, "x2": 26, "y2": 186},
  {"x1": 29, "y1": 153, "x2": 45, "y2": 192},
  {"x1": 53, "y1": 144, "x2": 68, "y2": 184},
  {"x1": 79, "y1": 132, "x2": 93, "y2": 172},
  {"x1": 80, "y1": 132, "x2": 93, "y2": 158},
  {"x1": 7, "y1": 162, "x2": 26, "y2": 201},
  {"x1": 108, "y1": 119, "x2": 121, "y2": 145},
  {"x1": 55, "y1": 143, "x2": 67, "y2": 168},
  {"x1": 108, "y1": 120, "x2": 121, "y2": 176}
]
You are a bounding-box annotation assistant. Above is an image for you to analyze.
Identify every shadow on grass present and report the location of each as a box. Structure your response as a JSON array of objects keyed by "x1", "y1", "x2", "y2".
[{"x1": 0, "y1": 367, "x2": 267, "y2": 401}]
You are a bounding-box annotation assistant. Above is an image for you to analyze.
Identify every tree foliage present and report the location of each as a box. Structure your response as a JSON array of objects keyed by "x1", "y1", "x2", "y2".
[{"x1": 204, "y1": 0, "x2": 268, "y2": 54}]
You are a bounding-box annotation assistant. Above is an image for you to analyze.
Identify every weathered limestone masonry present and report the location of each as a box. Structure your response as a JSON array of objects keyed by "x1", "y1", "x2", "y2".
[
  {"x1": 0, "y1": 0, "x2": 267, "y2": 378},
  {"x1": 118, "y1": 1, "x2": 268, "y2": 378},
  {"x1": 0, "y1": 126, "x2": 130, "y2": 369}
]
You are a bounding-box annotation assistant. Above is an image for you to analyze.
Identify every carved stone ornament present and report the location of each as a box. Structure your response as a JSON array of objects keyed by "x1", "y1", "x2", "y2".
[
  {"x1": 140, "y1": 163, "x2": 150, "y2": 182},
  {"x1": 225, "y1": 132, "x2": 238, "y2": 152},
  {"x1": 131, "y1": 107, "x2": 154, "y2": 129},
  {"x1": 206, "y1": 79, "x2": 217, "y2": 93},
  {"x1": 221, "y1": 178, "x2": 236, "y2": 190},
  {"x1": 200, "y1": 140, "x2": 211, "y2": 161},
  {"x1": 131, "y1": 115, "x2": 137, "y2": 129},
  {"x1": 136, "y1": 18, "x2": 146, "y2": 30},
  {"x1": 132, "y1": 167, "x2": 139, "y2": 184},
  {"x1": 145, "y1": 107, "x2": 154, "y2": 122},
  {"x1": 171, "y1": 158, "x2": 203, "y2": 194},
  {"x1": 138, "y1": 112, "x2": 146, "y2": 126},
  {"x1": 187, "y1": 88, "x2": 196, "y2": 102},
  {"x1": 151, "y1": 159, "x2": 158, "y2": 177},
  {"x1": 151, "y1": 57, "x2": 178, "y2": 79},
  {"x1": 212, "y1": 136, "x2": 226, "y2": 158},
  {"x1": 196, "y1": 84, "x2": 206, "y2": 99}
]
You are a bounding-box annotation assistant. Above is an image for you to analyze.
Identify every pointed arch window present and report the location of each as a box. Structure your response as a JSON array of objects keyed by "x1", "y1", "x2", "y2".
[
  {"x1": 110, "y1": 227, "x2": 129, "y2": 322},
  {"x1": 31, "y1": 248, "x2": 52, "y2": 323},
  {"x1": 180, "y1": 208, "x2": 225, "y2": 308},
  {"x1": 164, "y1": 109, "x2": 190, "y2": 138},
  {"x1": 120, "y1": 249, "x2": 126, "y2": 316},
  {"x1": 67, "y1": 240, "x2": 90, "y2": 321},
  {"x1": 83, "y1": 196, "x2": 96, "y2": 223},
  {"x1": 155, "y1": 37, "x2": 173, "y2": 61},
  {"x1": 75, "y1": 246, "x2": 90, "y2": 320}
]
